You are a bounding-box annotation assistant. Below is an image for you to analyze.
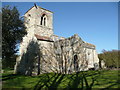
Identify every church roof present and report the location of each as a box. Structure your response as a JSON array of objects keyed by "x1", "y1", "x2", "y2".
[
  {"x1": 38, "y1": 6, "x2": 53, "y2": 13},
  {"x1": 25, "y1": 5, "x2": 53, "y2": 15},
  {"x1": 85, "y1": 42, "x2": 96, "y2": 47},
  {"x1": 35, "y1": 34, "x2": 54, "y2": 42}
]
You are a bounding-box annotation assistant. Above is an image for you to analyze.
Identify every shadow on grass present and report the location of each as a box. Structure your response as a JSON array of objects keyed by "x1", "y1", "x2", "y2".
[
  {"x1": 66, "y1": 71, "x2": 97, "y2": 89},
  {"x1": 34, "y1": 73, "x2": 56, "y2": 89},
  {"x1": 34, "y1": 73, "x2": 65, "y2": 90},
  {"x1": 2, "y1": 74, "x2": 21, "y2": 81},
  {"x1": 2, "y1": 70, "x2": 118, "y2": 89},
  {"x1": 49, "y1": 74, "x2": 65, "y2": 89},
  {"x1": 33, "y1": 71, "x2": 102, "y2": 89},
  {"x1": 2, "y1": 73, "x2": 29, "y2": 89}
]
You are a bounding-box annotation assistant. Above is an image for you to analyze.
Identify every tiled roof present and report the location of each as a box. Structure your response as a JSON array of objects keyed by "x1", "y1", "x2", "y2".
[{"x1": 35, "y1": 34, "x2": 54, "y2": 42}]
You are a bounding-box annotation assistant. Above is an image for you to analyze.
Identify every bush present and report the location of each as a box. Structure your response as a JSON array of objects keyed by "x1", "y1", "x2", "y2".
[{"x1": 98, "y1": 50, "x2": 120, "y2": 69}]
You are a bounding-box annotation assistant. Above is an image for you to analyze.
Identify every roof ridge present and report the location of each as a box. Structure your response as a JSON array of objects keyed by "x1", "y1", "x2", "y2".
[{"x1": 24, "y1": 4, "x2": 53, "y2": 15}]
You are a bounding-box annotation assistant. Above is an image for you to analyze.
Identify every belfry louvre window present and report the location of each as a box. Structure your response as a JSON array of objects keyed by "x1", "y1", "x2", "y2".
[{"x1": 41, "y1": 14, "x2": 47, "y2": 26}]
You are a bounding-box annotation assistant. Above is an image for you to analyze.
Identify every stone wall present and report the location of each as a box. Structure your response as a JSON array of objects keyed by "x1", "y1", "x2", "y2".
[
  {"x1": 54, "y1": 34, "x2": 99, "y2": 74},
  {"x1": 24, "y1": 6, "x2": 53, "y2": 37},
  {"x1": 14, "y1": 33, "x2": 99, "y2": 75},
  {"x1": 14, "y1": 5, "x2": 99, "y2": 75},
  {"x1": 14, "y1": 28, "x2": 38, "y2": 75},
  {"x1": 34, "y1": 25, "x2": 53, "y2": 37},
  {"x1": 36, "y1": 40, "x2": 58, "y2": 74}
]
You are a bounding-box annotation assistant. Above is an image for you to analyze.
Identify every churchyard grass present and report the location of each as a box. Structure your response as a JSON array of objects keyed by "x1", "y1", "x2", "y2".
[{"x1": 2, "y1": 68, "x2": 119, "y2": 89}]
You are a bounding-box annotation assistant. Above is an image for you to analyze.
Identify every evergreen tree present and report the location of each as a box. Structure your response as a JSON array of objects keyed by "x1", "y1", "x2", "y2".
[{"x1": 2, "y1": 6, "x2": 26, "y2": 68}]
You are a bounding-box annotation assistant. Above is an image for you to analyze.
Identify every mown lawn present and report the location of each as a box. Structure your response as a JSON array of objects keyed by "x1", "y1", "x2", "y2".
[{"x1": 2, "y1": 68, "x2": 120, "y2": 89}]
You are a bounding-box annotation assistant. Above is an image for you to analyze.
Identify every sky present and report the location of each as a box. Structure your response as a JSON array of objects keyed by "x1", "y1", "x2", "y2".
[{"x1": 2, "y1": 2, "x2": 118, "y2": 53}]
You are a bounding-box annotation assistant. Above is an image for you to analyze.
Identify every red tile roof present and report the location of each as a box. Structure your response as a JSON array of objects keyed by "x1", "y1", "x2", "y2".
[{"x1": 35, "y1": 34, "x2": 53, "y2": 42}]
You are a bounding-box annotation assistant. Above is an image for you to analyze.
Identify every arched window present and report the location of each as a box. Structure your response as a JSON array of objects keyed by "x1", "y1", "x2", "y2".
[
  {"x1": 74, "y1": 55, "x2": 78, "y2": 72},
  {"x1": 40, "y1": 14, "x2": 47, "y2": 26}
]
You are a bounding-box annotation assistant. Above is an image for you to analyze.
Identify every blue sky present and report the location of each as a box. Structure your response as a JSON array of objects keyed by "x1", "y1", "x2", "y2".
[{"x1": 2, "y1": 2, "x2": 118, "y2": 53}]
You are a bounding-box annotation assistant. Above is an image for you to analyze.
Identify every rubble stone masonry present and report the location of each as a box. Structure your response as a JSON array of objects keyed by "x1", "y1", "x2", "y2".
[{"x1": 14, "y1": 5, "x2": 99, "y2": 75}]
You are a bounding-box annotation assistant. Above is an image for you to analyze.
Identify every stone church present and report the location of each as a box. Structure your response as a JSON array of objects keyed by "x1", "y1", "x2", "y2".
[{"x1": 14, "y1": 4, "x2": 99, "y2": 75}]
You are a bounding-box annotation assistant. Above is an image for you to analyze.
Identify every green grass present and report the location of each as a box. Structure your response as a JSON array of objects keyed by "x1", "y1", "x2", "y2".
[{"x1": 2, "y1": 68, "x2": 119, "y2": 89}]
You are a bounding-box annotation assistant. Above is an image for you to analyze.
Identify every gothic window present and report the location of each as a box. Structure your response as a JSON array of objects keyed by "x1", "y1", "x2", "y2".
[{"x1": 40, "y1": 14, "x2": 47, "y2": 26}]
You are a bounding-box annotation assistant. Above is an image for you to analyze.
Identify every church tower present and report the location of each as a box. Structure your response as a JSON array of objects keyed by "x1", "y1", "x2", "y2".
[{"x1": 24, "y1": 4, "x2": 53, "y2": 37}]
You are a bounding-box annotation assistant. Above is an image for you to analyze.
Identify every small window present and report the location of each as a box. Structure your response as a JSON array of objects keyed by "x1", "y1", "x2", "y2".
[
  {"x1": 40, "y1": 14, "x2": 47, "y2": 26},
  {"x1": 28, "y1": 14, "x2": 31, "y2": 17},
  {"x1": 74, "y1": 55, "x2": 78, "y2": 64}
]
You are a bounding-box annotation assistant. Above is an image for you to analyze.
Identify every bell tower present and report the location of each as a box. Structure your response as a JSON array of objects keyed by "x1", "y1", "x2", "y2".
[{"x1": 24, "y1": 4, "x2": 53, "y2": 37}]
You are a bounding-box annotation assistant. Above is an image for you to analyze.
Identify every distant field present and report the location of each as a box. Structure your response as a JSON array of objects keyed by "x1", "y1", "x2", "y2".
[{"x1": 1, "y1": 68, "x2": 119, "y2": 89}]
